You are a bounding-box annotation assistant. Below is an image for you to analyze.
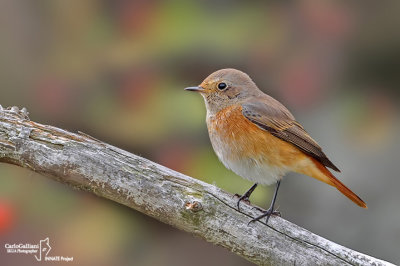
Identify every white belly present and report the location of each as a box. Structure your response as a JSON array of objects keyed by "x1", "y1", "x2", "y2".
[
  {"x1": 209, "y1": 127, "x2": 288, "y2": 186},
  {"x1": 222, "y1": 155, "x2": 287, "y2": 185}
]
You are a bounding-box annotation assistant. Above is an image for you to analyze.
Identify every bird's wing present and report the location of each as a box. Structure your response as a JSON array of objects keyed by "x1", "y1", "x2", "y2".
[{"x1": 241, "y1": 99, "x2": 340, "y2": 172}]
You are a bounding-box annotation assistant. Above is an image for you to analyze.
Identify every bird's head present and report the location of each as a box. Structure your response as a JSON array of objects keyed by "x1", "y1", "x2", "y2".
[{"x1": 185, "y1": 68, "x2": 261, "y2": 115}]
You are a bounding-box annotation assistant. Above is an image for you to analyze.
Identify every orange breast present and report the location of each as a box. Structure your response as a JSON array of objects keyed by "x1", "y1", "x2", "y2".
[{"x1": 207, "y1": 105, "x2": 307, "y2": 169}]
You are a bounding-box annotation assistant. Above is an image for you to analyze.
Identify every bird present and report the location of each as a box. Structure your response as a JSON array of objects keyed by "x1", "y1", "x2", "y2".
[{"x1": 185, "y1": 68, "x2": 367, "y2": 224}]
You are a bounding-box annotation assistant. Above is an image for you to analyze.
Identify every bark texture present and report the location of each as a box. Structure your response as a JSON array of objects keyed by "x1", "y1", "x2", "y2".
[{"x1": 0, "y1": 105, "x2": 393, "y2": 266}]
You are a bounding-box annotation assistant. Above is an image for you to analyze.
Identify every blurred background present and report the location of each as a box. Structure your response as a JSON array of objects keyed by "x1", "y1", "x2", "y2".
[{"x1": 0, "y1": 0, "x2": 399, "y2": 265}]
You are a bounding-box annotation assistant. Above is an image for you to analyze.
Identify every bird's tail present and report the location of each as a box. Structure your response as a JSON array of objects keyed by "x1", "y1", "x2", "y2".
[{"x1": 306, "y1": 158, "x2": 367, "y2": 209}]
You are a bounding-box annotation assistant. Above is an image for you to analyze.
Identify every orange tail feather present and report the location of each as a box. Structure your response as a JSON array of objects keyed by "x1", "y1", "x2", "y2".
[{"x1": 311, "y1": 158, "x2": 367, "y2": 209}]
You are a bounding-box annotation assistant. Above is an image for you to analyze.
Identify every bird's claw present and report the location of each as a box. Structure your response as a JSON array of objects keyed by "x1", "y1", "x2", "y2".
[
  {"x1": 234, "y1": 193, "x2": 251, "y2": 211},
  {"x1": 247, "y1": 208, "x2": 281, "y2": 226}
]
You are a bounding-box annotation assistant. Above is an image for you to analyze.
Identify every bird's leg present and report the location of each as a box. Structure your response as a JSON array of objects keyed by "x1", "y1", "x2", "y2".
[
  {"x1": 235, "y1": 183, "x2": 258, "y2": 211},
  {"x1": 249, "y1": 180, "x2": 281, "y2": 225}
]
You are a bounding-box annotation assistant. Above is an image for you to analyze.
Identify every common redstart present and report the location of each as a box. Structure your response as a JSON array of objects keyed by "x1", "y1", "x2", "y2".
[{"x1": 185, "y1": 68, "x2": 366, "y2": 224}]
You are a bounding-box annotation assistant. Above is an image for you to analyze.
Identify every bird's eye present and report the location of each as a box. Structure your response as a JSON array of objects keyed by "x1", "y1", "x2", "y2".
[{"x1": 217, "y1": 82, "x2": 227, "y2": 90}]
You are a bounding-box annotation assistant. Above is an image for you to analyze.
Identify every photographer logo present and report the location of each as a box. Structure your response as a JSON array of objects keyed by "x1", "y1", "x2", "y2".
[{"x1": 4, "y1": 237, "x2": 73, "y2": 262}]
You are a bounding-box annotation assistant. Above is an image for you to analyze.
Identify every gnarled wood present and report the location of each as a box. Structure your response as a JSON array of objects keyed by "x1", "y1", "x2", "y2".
[{"x1": 0, "y1": 105, "x2": 394, "y2": 266}]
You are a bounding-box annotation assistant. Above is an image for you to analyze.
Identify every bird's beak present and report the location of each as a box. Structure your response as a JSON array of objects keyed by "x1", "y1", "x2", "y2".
[{"x1": 184, "y1": 86, "x2": 206, "y2": 93}]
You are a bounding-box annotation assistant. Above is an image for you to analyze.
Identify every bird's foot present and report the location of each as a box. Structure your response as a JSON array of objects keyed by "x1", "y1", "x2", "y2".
[
  {"x1": 234, "y1": 193, "x2": 251, "y2": 211},
  {"x1": 248, "y1": 207, "x2": 281, "y2": 226}
]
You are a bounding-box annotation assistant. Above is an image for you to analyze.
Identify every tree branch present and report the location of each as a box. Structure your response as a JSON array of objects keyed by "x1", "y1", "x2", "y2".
[{"x1": 0, "y1": 105, "x2": 393, "y2": 266}]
